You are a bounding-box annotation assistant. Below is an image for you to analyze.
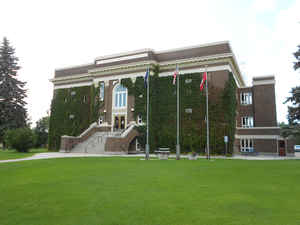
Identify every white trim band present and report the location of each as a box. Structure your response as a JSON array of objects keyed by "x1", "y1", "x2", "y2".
[
  {"x1": 235, "y1": 134, "x2": 280, "y2": 139},
  {"x1": 54, "y1": 81, "x2": 93, "y2": 90},
  {"x1": 253, "y1": 79, "x2": 275, "y2": 86},
  {"x1": 237, "y1": 127, "x2": 281, "y2": 129}
]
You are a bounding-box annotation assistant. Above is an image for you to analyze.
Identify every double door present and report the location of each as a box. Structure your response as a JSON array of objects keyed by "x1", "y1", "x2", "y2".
[{"x1": 114, "y1": 115, "x2": 125, "y2": 131}]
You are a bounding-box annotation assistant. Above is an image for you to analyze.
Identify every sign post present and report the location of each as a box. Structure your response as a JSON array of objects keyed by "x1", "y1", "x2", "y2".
[{"x1": 224, "y1": 136, "x2": 228, "y2": 156}]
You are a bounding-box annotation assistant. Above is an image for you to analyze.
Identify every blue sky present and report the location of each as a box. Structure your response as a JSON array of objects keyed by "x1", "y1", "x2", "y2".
[{"x1": 0, "y1": 0, "x2": 299, "y2": 125}]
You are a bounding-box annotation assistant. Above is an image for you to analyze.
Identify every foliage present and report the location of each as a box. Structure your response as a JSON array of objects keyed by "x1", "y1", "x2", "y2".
[
  {"x1": 4, "y1": 127, "x2": 35, "y2": 152},
  {"x1": 48, "y1": 86, "x2": 100, "y2": 150},
  {"x1": 285, "y1": 86, "x2": 300, "y2": 124},
  {"x1": 293, "y1": 45, "x2": 300, "y2": 71},
  {"x1": 285, "y1": 45, "x2": 300, "y2": 124},
  {"x1": 33, "y1": 116, "x2": 49, "y2": 148},
  {"x1": 0, "y1": 37, "x2": 27, "y2": 142},
  {"x1": 121, "y1": 68, "x2": 237, "y2": 154}
]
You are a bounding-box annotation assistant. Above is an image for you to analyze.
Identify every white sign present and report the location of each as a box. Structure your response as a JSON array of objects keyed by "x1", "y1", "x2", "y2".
[
  {"x1": 294, "y1": 145, "x2": 300, "y2": 152},
  {"x1": 224, "y1": 136, "x2": 228, "y2": 143}
]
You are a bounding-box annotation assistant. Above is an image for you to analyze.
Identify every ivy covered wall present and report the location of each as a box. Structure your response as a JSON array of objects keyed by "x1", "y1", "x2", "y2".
[
  {"x1": 48, "y1": 84, "x2": 102, "y2": 151},
  {"x1": 49, "y1": 68, "x2": 236, "y2": 154},
  {"x1": 122, "y1": 68, "x2": 237, "y2": 154}
]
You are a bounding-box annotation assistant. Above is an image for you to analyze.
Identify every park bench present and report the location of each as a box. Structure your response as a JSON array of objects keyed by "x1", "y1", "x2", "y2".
[{"x1": 155, "y1": 147, "x2": 170, "y2": 160}]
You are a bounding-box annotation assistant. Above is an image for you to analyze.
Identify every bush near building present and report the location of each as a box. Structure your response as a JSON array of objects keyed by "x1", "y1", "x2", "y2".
[{"x1": 4, "y1": 128, "x2": 35, "y2": 152}]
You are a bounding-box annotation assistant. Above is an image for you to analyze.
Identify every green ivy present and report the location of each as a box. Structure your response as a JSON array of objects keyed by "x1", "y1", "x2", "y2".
[
  {"x1": 49, "y1": 69, "x2": 236, "y2": 154},
  {"x1": 122, "y1": 69, "x2": 237, "y2": 154},
  {"x1": 48, "y1": 85, "x2": 103, "y2": 151}
]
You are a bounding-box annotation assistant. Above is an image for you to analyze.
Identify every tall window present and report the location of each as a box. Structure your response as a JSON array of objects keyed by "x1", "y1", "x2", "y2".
[
  {"x1": 114, "y1": 84, "x2": 127, "y2": 108},
  {"x1": 241, "y1": 116, "x2": 254, "y2": 128},
  {"x1": 99, "y1": 82, "x2": 105, "y2": 101},
  {"x1": 240, "y1": 92, "x2": 252, "y2": 105},
  {"x1": 240, "y1": 139, "x2": 254, "y2": 152}
]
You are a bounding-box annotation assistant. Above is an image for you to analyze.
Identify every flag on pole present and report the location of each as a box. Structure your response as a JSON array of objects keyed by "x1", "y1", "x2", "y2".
[
  {"x1": 144, "y1": 68, "x2": 149, "y2": 87},
  {"x1": 200, "y1": 72, "x2": 207, "y2": 91},
  {"x1": 172, "y1": 65, "x2": 179, "y2": 85}
]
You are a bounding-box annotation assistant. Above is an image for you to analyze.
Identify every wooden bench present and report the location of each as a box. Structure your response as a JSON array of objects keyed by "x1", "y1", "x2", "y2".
[{"x1": 155, "y1": 148, "x2": 170, "y2": 160}]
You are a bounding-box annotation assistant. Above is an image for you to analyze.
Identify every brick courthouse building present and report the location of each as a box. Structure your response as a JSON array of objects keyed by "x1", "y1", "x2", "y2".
[{"x1": 49, "y1": 41, "x2": 294, "y2": 156}]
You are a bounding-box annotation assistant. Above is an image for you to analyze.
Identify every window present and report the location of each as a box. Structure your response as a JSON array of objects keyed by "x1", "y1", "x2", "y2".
[
  {"x1": 83, "y1": 95, "x2": 87, "y2": 103},
  {"x1": 99, "y1": 82, "x2": 105, "y2": 101},
  {"x1": 137, "y1": 114, "x2": 142, "y2": 125},
  {"x1": 98, "y1": 116, "x2": 104, "y2": 125},
  {"x1": 241, "y1": 117, "x2": 254, "y2": 128},
  {"x1": 240, "y1": 92, "x2": 252, "y2": 105},
  {"x1": 185, "y1": 78, "x2": 192, "y2": 84},
  {"x1": 240, "y1": 139, "x2": 254, "y2": 152},
  {"x1": 114, "y1": 84, "x2": 127, "y2": 108},
  {"x1": 136, "y1": 139, "x2": 141, "y2": 151}
]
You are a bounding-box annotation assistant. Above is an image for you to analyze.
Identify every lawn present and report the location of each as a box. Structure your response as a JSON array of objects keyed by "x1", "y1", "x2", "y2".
[
  {"x1": 0, "y1": 148, "x2": 47, "y2": 160},
  {"x1": 0, "y1": 158, "x2": 300, "y2": 225}
]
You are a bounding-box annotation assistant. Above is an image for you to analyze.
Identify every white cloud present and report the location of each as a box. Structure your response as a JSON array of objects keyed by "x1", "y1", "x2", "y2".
[
  {"x1": 252, "y1": 0, "x2": 277, "y2": 12},
  {"x1": 0, "y1": 0, "x2": 299, "y2": 125}
]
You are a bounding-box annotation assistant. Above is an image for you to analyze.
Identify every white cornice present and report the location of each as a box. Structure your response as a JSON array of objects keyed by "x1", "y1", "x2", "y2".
[
  {"x1": 253, "y1": 79, "x2": 275, "y2": 86},
  {"x1": 237, "y1": 127, "x2": 280, "y2": 129},
  {"x1": 89, "y1": 60, "x2": 156, "y2": 74},
  {"x1": 54, "y1": 81, "x2": 93, "y2": 90},
  {"x1": 50, "y1": 73, "x2": 90, "y2": 83},
  {"x1": 159, "y1": 65, "x2": 232, "y2": 77},
  {"x1": 235, "y1": 134, "x2": 280, "y2": 139}
]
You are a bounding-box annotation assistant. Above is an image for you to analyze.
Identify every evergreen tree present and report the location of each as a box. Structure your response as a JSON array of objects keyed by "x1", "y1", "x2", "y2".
[
  {"x1": 0, "y1": 37, "x2": 27, "y2": 142},
  {"x1": 294, "y1": 45, "x2": 300, "y2": 71}
]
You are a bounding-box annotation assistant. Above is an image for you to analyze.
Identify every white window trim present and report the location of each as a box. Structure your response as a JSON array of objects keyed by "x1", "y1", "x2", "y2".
[
  {"x1": 136, "y1": 139, "x2": 141, "y2": 151},
  {"x1": 113, "y1": 84, "x2": 128, "y2": 109},
  {"x1": 240, "y1": 92, "x2": 252, "y2": 105},
  {"x1": 240, "y1": 139, "x2": 254, "y2": 152},
  {"x1": 241, "y1": 116, "x2": 254, "y2": 128},
  {"x1": 99, "y1": 82, "x2": 105, "y2": 101}
]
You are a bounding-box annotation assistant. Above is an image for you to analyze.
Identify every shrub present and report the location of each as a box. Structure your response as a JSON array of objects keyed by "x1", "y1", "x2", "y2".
[{"x1": 4, "y1": 128, "x2": 35, "y2": 152}]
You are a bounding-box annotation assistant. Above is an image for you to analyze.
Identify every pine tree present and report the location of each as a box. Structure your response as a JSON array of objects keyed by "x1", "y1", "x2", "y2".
[
  {"x1": 0, "y1": 37, "x2": 27, "y2": 142},
  {"x1": 294, "y1": 45, "x2": 300, "y2": 71}
]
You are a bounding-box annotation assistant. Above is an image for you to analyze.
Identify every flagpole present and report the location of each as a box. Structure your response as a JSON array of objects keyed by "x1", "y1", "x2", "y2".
[
  {"x1": 145, "y1": 67, "x2": 150, "y2": 160},
  {"x1": 176, "y1": 65, "x2": 180, "y2": 160},
  {"x1": 205, "y1": 65, "x2": 210, "y2": 160}
]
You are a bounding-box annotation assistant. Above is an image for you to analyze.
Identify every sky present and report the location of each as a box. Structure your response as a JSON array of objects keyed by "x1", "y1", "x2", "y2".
[{"x1": 0, "y1": 0, "x2": 299, "y2": 125}]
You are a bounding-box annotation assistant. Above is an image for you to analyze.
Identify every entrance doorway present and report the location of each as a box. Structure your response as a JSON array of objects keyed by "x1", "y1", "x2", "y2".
[
  {"x1": 278, "y1": 140, "x2": 286, "y2": 156},
  {"x1": 114, "y1": 115, "x2": 125, "y2": 131}
]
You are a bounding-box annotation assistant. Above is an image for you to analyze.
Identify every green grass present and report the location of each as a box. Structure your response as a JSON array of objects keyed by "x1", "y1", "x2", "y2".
[
  {"x1": 0, "y1": 148, "x2": 47, "y2": 160},
  {"x1": 0, "y1": 158, "x2": 300, "y2": 225}
]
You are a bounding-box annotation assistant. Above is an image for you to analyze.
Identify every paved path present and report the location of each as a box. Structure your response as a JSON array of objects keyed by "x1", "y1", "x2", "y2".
[{"x1": 0, "y1": 152, "x2": 300, "y2": 164}]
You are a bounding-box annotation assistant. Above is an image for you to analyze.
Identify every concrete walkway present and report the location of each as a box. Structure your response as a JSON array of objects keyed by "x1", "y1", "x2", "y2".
[{"x1": 0, "y1": 152, "x2": 300, "y2": 164}]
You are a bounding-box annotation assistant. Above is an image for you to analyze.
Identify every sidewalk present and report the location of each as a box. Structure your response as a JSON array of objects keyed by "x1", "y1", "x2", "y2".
[{"x1": 0, "y1": 152, "x2": 300, "y2": 164}]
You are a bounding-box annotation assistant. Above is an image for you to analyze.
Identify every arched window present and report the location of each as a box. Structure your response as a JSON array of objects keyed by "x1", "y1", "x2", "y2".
[{"x1": 113, "y1": 84, "x2": 127, "y2": 108}]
